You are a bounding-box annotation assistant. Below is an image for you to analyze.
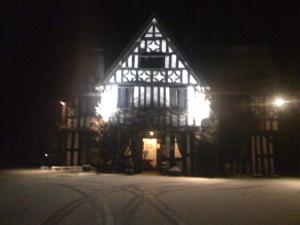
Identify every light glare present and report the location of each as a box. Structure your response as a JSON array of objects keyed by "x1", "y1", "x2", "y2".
[
  {"x1": 188, "y1": 86, "x2": 210, "y2": 126},
  {"x1": 274, "y1": 97, "x2": 286, "y2": 107},
  {"x1": 95, "y1": 85, "x2": 118, "y2": 122}
]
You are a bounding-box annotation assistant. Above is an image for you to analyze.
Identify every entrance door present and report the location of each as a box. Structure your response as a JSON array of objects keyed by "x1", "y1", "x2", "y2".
[{"x1": 143, "y1": 138, "x2": 157, "y2": 169}]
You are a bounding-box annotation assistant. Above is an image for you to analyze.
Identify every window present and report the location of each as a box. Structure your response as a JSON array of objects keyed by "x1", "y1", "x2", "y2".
[
  {"x1": 118, "y1": 87, "x2": 133, "y2": 108},
  {"x1": 140, "y1": 56, "x2": 165, "y2": 68},
  {"x1": 178, "y1": 88, "x2": 187, "y2": 109},
  {"x1": 170, "y1": 88, "x2": 187, "y2": 109},
  {"x1": 128, "y1": 86, "x2": 187, "y2": 109}
]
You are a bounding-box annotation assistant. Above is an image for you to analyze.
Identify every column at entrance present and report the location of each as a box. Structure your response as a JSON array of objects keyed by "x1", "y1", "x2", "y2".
[
  {"x1": 169, "y1": 134, "x2": 175, "y2": 167},
  {"x1": 186, "y1": 132, "x2": 192, "y2": 175},
  {"x1": 165, "y1": 133, "x2": 171, "y2": 169}
]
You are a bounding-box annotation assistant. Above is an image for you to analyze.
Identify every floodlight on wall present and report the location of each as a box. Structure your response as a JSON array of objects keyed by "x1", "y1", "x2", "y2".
[
  {"x1": 273, "y1": 97, "x2": 286, "y2": 107},
  {"x1": 149, "y1": 131, "x2": 154, "y2": 136},
  {"x1": 95, "y1": 85, "x2": 118, "y2": 122},
  {"x1": 187, "y1": 86, "x2": 210, "y2": 126},
  {"x1": 60, "y1": 101, "x2": 66, "y2": 106}
]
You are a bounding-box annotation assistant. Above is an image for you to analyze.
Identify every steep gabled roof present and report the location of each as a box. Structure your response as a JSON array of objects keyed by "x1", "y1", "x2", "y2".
[{"x1": 100, "y1": 13, "x2": 207, "y2": 86}]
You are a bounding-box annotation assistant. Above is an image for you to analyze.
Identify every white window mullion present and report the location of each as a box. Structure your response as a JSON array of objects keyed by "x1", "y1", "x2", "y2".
[
  {"x1": 166, "y1": 87, "x2": 170, "y2": 107},
  {"x1": 140, "y1": 86, "x2": 145, "y2": 107},
  {"x1": 160, "y1": 87, "x2": 164, "y2": 107},
  {"x1": 134, "y1": 86, "x2": 139, "y2": 107},
  {"x1": 146, "y1": 86, "x2": 151, "y2": 106},
  {"x1": 153, "y1": 87, "x2": 158, "y2": 107}
]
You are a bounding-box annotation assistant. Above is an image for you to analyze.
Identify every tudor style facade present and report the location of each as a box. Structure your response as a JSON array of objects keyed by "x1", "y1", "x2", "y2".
[
  {"x1": 94, "y1": 17, "x2": 210, "y2": 175},
  {"x1": 95, "y1": 17, "x2": 210, "y2": 127},
  {"x1": 57, "y1": 15, "x2": 280, "y2": 176}
]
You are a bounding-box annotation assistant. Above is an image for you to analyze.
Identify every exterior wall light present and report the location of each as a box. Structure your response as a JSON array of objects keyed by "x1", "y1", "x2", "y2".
[
  {"x1": 149, "y1": 131, "x2": 154, "y2": 136},
  {"x1": 60, "y1": 101, "x2": 66, "y2": 106},
  {"x1": 273, "y1": 97, "x2": 286, "y2": 107},
  {"x1": 95, "y1": 85, "x2": 118, "y2": 122}
]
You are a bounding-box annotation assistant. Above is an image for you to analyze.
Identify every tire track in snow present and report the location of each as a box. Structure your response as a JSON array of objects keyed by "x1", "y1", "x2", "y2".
[
  {"x1": 118, "y1": 185, "x2": 189, "y2": 225},
  {"x1": 42, "y1": 183, "x2": 114, "y2": 225}
]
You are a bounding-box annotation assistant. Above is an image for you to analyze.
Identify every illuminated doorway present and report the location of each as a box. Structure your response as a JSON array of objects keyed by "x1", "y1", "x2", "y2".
[{"x1": 142, "y1": 138, "x2": 159, "y2": 170}]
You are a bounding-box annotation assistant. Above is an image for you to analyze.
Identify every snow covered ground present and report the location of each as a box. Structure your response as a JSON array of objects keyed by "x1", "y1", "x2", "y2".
[{"x1": 0, "y1": 169, "x2": 299, "y2": 225}]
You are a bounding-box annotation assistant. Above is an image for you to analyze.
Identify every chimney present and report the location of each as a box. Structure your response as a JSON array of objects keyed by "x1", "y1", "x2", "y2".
[{"x1": 91, "y1": 48, "x2": 105, "y2": 84}]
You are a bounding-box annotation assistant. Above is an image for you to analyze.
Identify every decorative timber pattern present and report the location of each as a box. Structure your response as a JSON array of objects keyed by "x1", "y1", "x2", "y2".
[
  {"x1": 96, "y1": 17, "x2": 210, "y2": 127},
  {"x1": 104, "y1": 18, "x2": 203, "y2": 86},
  {"x1": 250, "y1": 96, "x2": 278, "y2": 175}
]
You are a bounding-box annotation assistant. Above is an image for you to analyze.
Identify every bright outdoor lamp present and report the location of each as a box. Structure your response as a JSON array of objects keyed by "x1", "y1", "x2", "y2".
[{"x1": 273, "y1": 97, "x2": 286, "y2": 107}]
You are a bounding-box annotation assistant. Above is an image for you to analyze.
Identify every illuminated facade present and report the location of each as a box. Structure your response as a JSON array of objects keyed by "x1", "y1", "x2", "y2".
[
  {"x1": 95, "y1": 17, "x2": 210, "y2": 126},
  {"x1": 57, "y1": 15, "x2": 283, "y2": 176},
  {"x1": 94, "y1": 16, "x2": 210, "y2": 175}
]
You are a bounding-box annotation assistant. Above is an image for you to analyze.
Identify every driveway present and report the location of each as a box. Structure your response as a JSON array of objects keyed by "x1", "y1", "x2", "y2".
[{"x1": 0, "y1": 169, "x2": 299, "y2": 225}]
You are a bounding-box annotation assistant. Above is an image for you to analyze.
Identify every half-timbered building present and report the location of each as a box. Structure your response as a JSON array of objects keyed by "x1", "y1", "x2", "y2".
[
  {"x1": 94, "y1": 16, "x2": 210, "y2": 175},
  {"x1": 57, "y1": 15, "x2": 283, "y2": 176}
]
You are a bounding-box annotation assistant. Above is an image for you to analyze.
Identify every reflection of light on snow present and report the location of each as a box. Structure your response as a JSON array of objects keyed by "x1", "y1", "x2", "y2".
[
  {"x1": 188, "y1": 86, "x2": 210, "y2": 126},
  {"x1": 95, "y1": 85, "x2": 118, "y2": 122},
  {"x1": 181, "y1": 177, "x2": 226, "y2": 183},
  {"x1": 278, "y1": 179, "x2": 300, "y2": 189}
]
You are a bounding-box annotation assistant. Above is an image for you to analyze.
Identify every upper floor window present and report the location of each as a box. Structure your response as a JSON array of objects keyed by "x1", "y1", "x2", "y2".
[
  {"x1": 170, "y1": 88, "x2": 187, "y2": 109},
  {"x1": 139, "y1": 55, "x2": 165, "y2": 68},
  {"x1": 118, "y1": 87, "x2": 133, "y2": 108},
  {"x1": 118, "y1": 85, "x2": 187, "y2": 110}
]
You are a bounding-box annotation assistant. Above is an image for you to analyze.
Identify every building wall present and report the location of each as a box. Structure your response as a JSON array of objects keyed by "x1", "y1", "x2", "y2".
[
  {"x1": 215, "y1": 95, "x2": 278, "y2": 176},
  {"x1": 56, "y1": 16, "x2": 294, "y2": 175},
  {"x1": 58, "y1": 95, "x2": 99, "y2": 166}
]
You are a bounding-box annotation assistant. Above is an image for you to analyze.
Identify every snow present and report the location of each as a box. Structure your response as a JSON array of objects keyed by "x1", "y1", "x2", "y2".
[{"x1": 0, "y1": 169, "x2": 299, "y2": 225}]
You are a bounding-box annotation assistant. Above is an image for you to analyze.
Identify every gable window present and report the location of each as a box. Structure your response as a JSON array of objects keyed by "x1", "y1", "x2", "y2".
[{"x1": 140, "y1": 55, "x2": 165, "y2": 68}]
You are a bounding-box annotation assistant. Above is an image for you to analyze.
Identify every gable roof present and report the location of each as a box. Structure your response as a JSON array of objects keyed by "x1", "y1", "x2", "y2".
[{"x1": 99, "y1": 13, "x2": 208, "y2": 86}]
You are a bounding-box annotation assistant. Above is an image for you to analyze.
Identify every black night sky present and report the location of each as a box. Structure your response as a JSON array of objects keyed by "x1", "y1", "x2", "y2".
[{"x1": 4, "y1": 0, "x2": 299, "y2": 166}]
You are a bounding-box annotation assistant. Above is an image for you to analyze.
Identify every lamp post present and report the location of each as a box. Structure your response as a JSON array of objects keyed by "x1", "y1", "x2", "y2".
[{"x1": 60, "y1": 101, "x2": 66, "y2": 125}]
